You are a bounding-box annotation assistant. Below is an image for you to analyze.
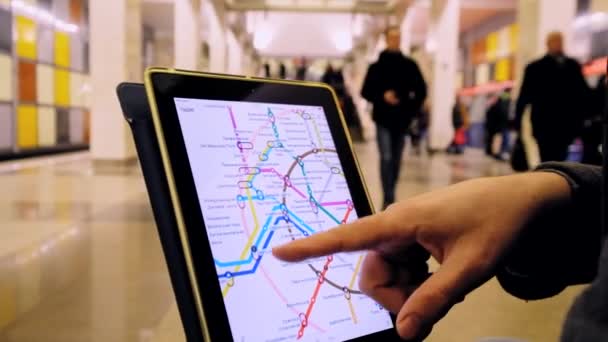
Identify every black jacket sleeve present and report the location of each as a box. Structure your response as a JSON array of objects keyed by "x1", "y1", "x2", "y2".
[
  {"x1": 497, "y1": 162, "x2": 603, "y2": 300},
  {"x1": 410, "y1": 60, "x2": 427, "y2": 111},
  {"x1": 514, "y1": 64, "x2": 534, "y2": 131},
  {"x1": 361, "y1": 64, "x2": 382, "y2": 105}
]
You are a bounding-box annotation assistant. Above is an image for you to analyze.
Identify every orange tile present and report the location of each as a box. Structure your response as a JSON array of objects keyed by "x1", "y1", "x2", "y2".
[
  {"x1": 70, "y1": 0, "x2": 82, "y2": 24},
  {"x1": 18, "y1": 60, "x2": 37, "y2": 102}
]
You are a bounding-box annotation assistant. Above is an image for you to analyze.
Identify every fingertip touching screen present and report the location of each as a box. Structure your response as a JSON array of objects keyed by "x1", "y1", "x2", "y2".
[{"x1": 174, "y1": 97, "x2": 393, "y2": 341}]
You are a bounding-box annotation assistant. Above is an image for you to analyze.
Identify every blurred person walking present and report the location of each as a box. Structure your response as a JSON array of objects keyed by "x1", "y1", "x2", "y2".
[
  {"x1": 322, "y1": 64, "x2": 363, "y2": 141},
  {"x1": 485, "y1": 89, "x2": 512, "y2": 160},
  {"x1": 361, "y1": 26, "x2": 427, "y2": 209},
  {"x1": 515, "y1": 31, "x2": 590, "y2": 162}
]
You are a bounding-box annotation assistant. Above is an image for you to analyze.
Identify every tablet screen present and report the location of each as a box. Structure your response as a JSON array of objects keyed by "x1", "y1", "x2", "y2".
[{"x1": 174, "y1": 97, "x2": 393, "y2": 341}]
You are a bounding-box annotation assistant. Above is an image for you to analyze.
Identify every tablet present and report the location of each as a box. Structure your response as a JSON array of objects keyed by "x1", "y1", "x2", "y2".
[
  {"x1": 144, "y1": 68, "x2": 397, "y2": 341},
  {"x1": 116, "y1": 82, "x2": 204, "y2": 341}
]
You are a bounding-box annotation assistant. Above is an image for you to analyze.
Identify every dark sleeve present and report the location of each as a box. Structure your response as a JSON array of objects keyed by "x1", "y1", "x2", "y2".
[
  {"x1": 514, "y1": 64, "x2": 534, "y2": 131},
  {"x1": 497, "y1": 162, "x2": 603, "y2": 300},
  {"x1": 572, "y1": 59, "x2": 592, "y2": 120},
  {"x1": 361, "y1": 64, "x2": 381, "y2": 104},
  {"x1": 410, "y1": 60, "x2": 427, "y2": 110}
]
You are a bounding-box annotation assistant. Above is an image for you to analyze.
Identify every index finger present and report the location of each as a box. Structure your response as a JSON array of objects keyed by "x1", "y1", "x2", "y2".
[{"x1": 272, "y1": 211, "x2": 412, "y2": 262}]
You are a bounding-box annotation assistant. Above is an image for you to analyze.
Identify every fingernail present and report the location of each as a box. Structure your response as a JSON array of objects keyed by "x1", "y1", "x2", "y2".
[{"x1": 398, "y1": 314, "x2": 421, "y2": 340}]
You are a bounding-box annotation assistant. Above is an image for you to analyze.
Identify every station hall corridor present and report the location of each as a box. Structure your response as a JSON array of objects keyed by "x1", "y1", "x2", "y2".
[{"x1": 0, "y1": 143, "x2": 585, "y2": 342}]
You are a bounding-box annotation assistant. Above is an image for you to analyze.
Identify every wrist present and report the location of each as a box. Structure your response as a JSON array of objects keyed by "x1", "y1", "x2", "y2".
[{"x1": 525, "y1": 172, "x2": 572, "y2": 208}]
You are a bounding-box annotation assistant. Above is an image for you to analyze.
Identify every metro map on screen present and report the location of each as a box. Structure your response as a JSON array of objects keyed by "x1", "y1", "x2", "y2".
[{"x1": 175, "y1": 97, "x2": 393, "y2": 342}]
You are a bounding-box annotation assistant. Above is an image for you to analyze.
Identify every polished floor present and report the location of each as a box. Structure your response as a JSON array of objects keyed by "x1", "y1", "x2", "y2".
[{"x1": 0, "y1": 143, "x2": 584, "y2": 342}]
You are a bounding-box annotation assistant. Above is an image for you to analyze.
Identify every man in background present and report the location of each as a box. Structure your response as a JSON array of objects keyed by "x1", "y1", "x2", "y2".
[
  {"x1": 361, "y1": 26, "x2": 427, "y2": 209},
  {"x1": 515, "y1": 31, "x2": 590, "y2": 162}
]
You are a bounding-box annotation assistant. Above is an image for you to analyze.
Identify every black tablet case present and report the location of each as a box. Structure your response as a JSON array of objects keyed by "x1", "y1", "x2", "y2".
[{"x1": 116, "y1": 82, "x2": 204, "y2": 342}]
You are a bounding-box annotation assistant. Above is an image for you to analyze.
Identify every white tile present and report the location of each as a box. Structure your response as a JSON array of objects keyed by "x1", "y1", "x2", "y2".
[
  {"x1": 36, "y1": 64, "x2": 54, "y2": 105},
  {"x1": 0, "y1": 53, "x2": 13, "y2": 101},
  {"x1": 37, "y1": 106, "x2": 56, "y2": 146}
]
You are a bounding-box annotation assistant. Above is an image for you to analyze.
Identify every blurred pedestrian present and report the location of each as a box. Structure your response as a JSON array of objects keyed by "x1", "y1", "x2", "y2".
[
  {"x1": 279, "y1": 63, "x2": 287, "y2": 79},
  {"x1": 485, "y1": 88, "x2": 512, "y2": 160},
  {"x1": 447, "y1": 96, "x2": 470, "y2": 155},
  {"x1": 263, "y1": 63, "x2": 271, "y2": 78},
  {"x1": 361, "y1": 26, "x2": 427, "y2": 208},
  {"x1": 296, "y1": 57, "x2": 308, "y2": 81},
  {"x1": 515, "y1": 31, "x2": 590, "y2": 162},
  {"x1": 322, "y1": 64, "x2": 363, "y2": 141}
]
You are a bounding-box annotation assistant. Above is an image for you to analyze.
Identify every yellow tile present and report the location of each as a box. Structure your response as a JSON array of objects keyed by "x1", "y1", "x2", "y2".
[
  {"x1": 55, "y1": 32, "x2": 70, "y2": 68},
  {"x1": 509, "y1": 24, "x2": 519, "y2": 54},
  {"x1": 16, "y1": 246, "x2": 41, "y2": 315},
  {"x1": 494, "y1": 58, "x2": 511, "y2": 82},
  {"x1": 486, "y1": 31, "x2": 498, "y2": 62},
  {"x1": 17, "y1": 105, "x2": 38, "y2": 148},
  {"x1": 36, "y1": 64, "x2": 54, "y2": 104},
  {"x1": 55, "y1": 69, "x2": 70, "y2": 106},
  {"x1": 38, "y1": 107, "x2": 56, "y2": 146},
  {"x1": 16, "y1": 16, "x2": 37, "y2": 60},
  {"x1": 0, "y1": 54, "x2": 12, "y2": 101}
]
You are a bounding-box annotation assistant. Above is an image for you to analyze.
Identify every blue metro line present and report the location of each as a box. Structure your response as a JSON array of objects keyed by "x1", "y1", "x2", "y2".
[
  {"x1": 216, "y1": 216, "x2": 311, "y2": 279},
  {"x1": 214, "y1": 213, "x2": 276, "y2": 267}
]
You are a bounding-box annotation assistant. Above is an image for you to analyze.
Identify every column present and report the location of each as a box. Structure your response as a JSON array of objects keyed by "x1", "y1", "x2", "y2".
[
  {"x1": 90, "y1": 0, "x2": 141, "y2": 162},
  {"x1": 428, "y1": 0, "x2": 460, "y2": 150},
  {"x1": 400, "y1": 8, "x2": 415, "y2": 54},
  {"x1": 174, "y1": 0, "x2": 201, "y2": 70}
]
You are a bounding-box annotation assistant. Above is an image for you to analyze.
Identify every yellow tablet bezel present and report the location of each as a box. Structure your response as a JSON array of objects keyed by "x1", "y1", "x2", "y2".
[{"x1": 143, "y1": 67, "x2": 375, "y2": 339}]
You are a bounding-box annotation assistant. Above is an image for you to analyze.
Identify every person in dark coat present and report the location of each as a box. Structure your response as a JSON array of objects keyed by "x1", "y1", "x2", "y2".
[
  {"x1": 515, "y1": 31, "x2": 590, "y2": 162},
  {"x1": 361, "y1": 26, "x2": 427, "y2": 208}
]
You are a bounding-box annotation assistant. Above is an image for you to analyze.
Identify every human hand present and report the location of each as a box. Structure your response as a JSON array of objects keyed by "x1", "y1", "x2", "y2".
[
  {"x1": 273, "y1": 172, "x2": 570, "y2": 340},
  {"x1": 384, "y1": 90, "x2": 400, "y2": 106}
]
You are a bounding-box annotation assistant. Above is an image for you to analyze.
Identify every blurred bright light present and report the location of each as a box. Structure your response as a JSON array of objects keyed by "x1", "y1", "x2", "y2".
[
  {"x1": 332, "y1": 30, "x2": 352, "y2": 53},
  {"x1": 573, "y1": 11, "x2": 608, "y2": 29},
  {"x1": 254, "y1": 22, "x2": 273, "y2": 50},
  {"x1": 12, "y1": 0, "x2": 78, "y2": 33}
]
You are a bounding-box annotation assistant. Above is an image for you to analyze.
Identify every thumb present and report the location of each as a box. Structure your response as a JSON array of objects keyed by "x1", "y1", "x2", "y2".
[{"x1": 394, "y1": 252, "x2": 489, "y2": 340}]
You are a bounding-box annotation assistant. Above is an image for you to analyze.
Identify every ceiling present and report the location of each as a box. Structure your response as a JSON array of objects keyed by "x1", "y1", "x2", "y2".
[
  {"x1": 139, "y1": 0, "x2": 516, "y2": 56},
  {"x1": 225, "y1": 0, "x2": 397, "y2": 14}
]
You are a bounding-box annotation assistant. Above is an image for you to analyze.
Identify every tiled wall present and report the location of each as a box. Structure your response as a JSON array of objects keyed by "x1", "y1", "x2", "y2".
[{"x1": 0, "y1": 0, "x2": 90, "y2": 157}]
